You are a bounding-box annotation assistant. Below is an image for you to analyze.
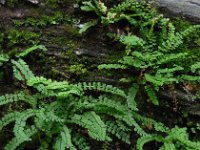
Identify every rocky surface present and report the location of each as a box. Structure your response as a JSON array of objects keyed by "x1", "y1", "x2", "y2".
[{"x1": 152, "y1": 0, "x2": 200, "y2": 22}]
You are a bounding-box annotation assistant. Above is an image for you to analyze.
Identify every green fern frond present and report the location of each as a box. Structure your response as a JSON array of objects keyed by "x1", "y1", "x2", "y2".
[
  {"x1": 27, "y1": 76, "x2": 82, "y2": 96},
  {"x1": 181, "y1": 25, "x2": 200, "y2": 37},
  {"x1": 157, "y1": 53, "x2": 188, "y2": 65},
  {"x1": 136, "y1": 135, "x2": 158, "y2": 150},
  {"x1": 119, "y1": 56, "x2": 147, "y2": 68},
  {"x1": 191, "y1": 62, "x2": 200, "y2": 73},
  {"x1": 38, "y1": 140, "x2": 49, "y2": 150},
  {"x1": 132, "y1": 112, "x2": 170, "y2": 133},
  {"x1": 144, "y1": 73, "x2": 178, "y2": 86},
  {"x1": 13, "y1": 109, "x2": 37, "y2": 139},
  {"x1": 16, "y1": 45, "x2": 47, "y2": 58},
  {"x1": 105, "y1": 121, "x2": 131, "y2": 144},
  {"x1": 120, "y1": 35, "x2": 146, "y2": 47},
  {"x1": 98, "y1": 64, "x2": 127, "y2": 70},
  {"x1": 79, "y1": 20, "x2": 98, "y2": 34},
  {"x1": 54, "y1": 125, "x2": 75, "y2": 150},
  {"x1": 71, "y1": 111, "x2": 106, "y2": 141},
  {"x1": 0, "y1": 112, "x2": 20, "y2": 131},
  {"x1": 127, "y1": 84, "x2": 139, "y2": 111},
  {"x1": 145, "y1": 85, "x2": 159, "y2": 105},
  {"x1": 0, "y1": 91, "x2": 36, "y2": 107},
  {"x1": 0, "y1": 53, "x2": 9, "y2": 66},
  {"x1": 84, "y1": 96, "x2": 129, "y2": 116},
  {"x1": 159, "y1": 143, "x2": 176, "y2": 150},
  {"x1": 156, "y1": 65, "x2": 184, "y2": 74},
  {"x1": 4, "y1": 126, "x2": 37, "y2": 150},
  {"x1": 181, "y1": 75, "x2": 200, "y2": 81},
  {"x1": 77, "y1": 82, "x2": 126, "y2": 98},
  {"x1": 72, "y1": 132, "x2": 90, "y2": 150},
  {"x1": 12, "y1": 59, "x2": 35, "y2": 81}
]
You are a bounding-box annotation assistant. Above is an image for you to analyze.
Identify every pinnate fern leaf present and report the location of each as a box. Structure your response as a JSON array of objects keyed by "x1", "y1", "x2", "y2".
[
  {"x1": 0, "y1": 112, "x2": 20, "y2": 131},
  {"x1": 71, "y1": 111, "x2": 106, "y2": 141},
  {"x1": 54, "y1": 125, "x2": 75, "y2": 150}
]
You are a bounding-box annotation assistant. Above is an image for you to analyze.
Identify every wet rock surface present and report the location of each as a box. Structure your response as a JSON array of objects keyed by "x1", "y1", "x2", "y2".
[{"x1": 152, "y1": 0, "x2": 200, "y2": 22}]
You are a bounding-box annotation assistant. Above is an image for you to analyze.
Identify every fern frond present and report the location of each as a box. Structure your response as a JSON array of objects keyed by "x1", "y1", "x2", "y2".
[
  {"x1": 27, "y1": 76, "x2": 82, "y2": 96},
  {"x1": 12, "y1": 59, "x2": 35, "y2": 81},
  {"x1": 16, "y1": 45, "x2": 47, "y2": 58},
  {"x1": 79, "y1": 20, "x2": 98, "y2": 34},
  {"x1": 54, "y1": 125, "x2": 75, "y2": 150},
  {"x1": 83, "y1": 96, "x2": 129, "y2": 116},
  {"x1": 181, "y1": 25, "x2": 200, "y2": 37},
  {"x1": 4, "y1": 126, "x2": 37, "y2": 150},
  {"x1": 0, "y1": 112, "x2": 20, "y2": 131},
  {"x1": 181, "y1": 75, "x2": 200, "y2": 81},
  {"x1": 120, "y1": 35, "x2": 146, "y2": 47},
  {"x1": 77, "y1": 82, "x2": 126, "y2": 98},
  {"x1": 105, "y1": 120, "x2": 131, "y2": 144},
  {"x1": 145, "y1": 85, "x2": 159, "y2": 105},
  {"x1": 191, "y1": 62, "x2": 200, "y2": 73},
  {"x1": 0, "y1": 53, "x2": 9, "y2": 66},
  {"x1": 72, "y1": 132, "x2": 90, "y2": 150},
  {"x1": 0, "y1": 91, "x2": 36, "y2": 107},
  {"x1": 98, "y1": 64, "x2": 127, "y2": 70},
  {"x1": 136, "y1": 135, "x2": 157, "y2": 150},
  {"x1": 71, "y1": 111, "x2": 106, "y2": 141},
  {"x1": 156, "y1": 65, "x2": 184, "y2": 74},
  {"x1": 159, "y1": 143, "x2": 176, "y2": 150},
  {"x1": 144, "y1": 73, "x2": 178, "y2": 86},
  {"x1": 157, "y1": 53, "x2": 188, "y2": 65},
  {"x1": 13, "y1": 109, "x2": 37, "y2": 140},
  {"x1": 127, "y1": 84, "x2": 139, "y2": 111},
  {"x1": 132, "y1": 112, "x2": 170, "y2": 133},
  {"x1": 119, "y1": 56, "x2": 147, "y2": 68}
]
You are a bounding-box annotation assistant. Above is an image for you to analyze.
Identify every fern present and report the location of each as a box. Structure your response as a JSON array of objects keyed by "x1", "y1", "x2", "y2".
[
  {"x1": 120, "y1": 35, "x2": 146, "y2": 47},
  {"x1": 0, "y1": 53, "x2": 9, "y2": 66},
  {"x1": 77, "y1": 82, "x2": 126, "y2": 98},
  {"x1": 13, "y1": 109, "x2": 37, "y2": 140},
  {"x1": 72, "y1": 133, "x2": 90, "y2": 150},
  {"x1": 4, "y1": 126, "x2": 37, "y2": 150},
  {"x1": 0, "y1": 91, "x2": 36, "y2": 107},
  {"x1": 0, "y1": 112, "x2": 20, "y2": 131},
  {"x1": 71, "y1": 111, "x2": 106, "y2": 141},
  {"x1": 191, "y1": 62, "x2": 200, "y2": 73},
  {"x1": 105, "y1": 120, "x2": 131, "y2": 144},
  {"x1": 12, "y1": 59, "x2": 35, "y2": 81},
  {"x1": 145, "y1": 85, "x2": 159, "y2": 105},
  {"x1": 98, "y1": 64, "x2": 127, "y2": 70},
  {"x1": 136, "y1": 135, "x2": 157, "y2": 150},
  {"x1": 54, "y1": 125, "x2": 75, "y2": 150},
  {"x1": 16, "y1": 45, "x2": 47, "y2": 58},
  {"x1": 127, "y1": 84, "x2": 139, "y2": 111}
]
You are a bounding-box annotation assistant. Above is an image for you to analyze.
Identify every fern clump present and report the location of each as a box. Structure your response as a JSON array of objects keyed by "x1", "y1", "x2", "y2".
[
  {"x1": 0, "y1": 58, "x2": 148, "y2": 149},
  {"x1": 80, "y1": 0, "x2": 200, "y2": 105}
]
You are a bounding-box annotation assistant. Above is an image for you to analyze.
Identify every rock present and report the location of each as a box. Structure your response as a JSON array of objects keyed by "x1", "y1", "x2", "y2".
[
  {"x1": 0, "y1": 0, "x2": 39, "y2": 5},
  {"x1": 26, "y1": 0, "x2": 39, "y2": 5},
  {"x1": 152, "y1": 0, "x2": 200, "y2": 22},
  {"x1": 0, "y1": 0, "x2": 5, "y2": 5},
  {"x1": 159, "y1": 89, "x2": 200, "y2": 116}
]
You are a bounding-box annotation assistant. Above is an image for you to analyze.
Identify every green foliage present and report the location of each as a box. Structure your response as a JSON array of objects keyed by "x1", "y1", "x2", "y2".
[
  {"x1": 7, "y1": 29, "x2": 40, "y2": 47},
  {"x1": 83, "y1": 0, "x2": 200, "y2": 105},
  {"x1": 14, "y1": 12, "x2": 72, "y2": 28},
  {"x1": 136, "y1": 127, "x2": 200, "y2": 150},
  {"x1": 0, "y1": 58, "x2": 148, "y2": 149}
]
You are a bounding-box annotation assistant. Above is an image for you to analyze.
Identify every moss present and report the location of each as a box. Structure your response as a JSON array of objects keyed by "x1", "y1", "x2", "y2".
[
  {"x1": 13, "y1": 12, "x2": 74, "y2": 28},
  {"x1": 6, "y1": 28, "x2": 41, "y2": 47},
  {"x1": 68, "y1": 64, "x2": 88, "y2": 75},
  {"x1": 5, "y1": 0, "x2": 19, "y2": 7}
]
